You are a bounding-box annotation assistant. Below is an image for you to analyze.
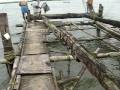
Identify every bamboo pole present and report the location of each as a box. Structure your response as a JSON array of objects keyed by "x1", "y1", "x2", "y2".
[
  {"x1": 50, "y1": 55, "x2": 74, "y2": 62},
  {"x1": 96, "y1": 52, "x2": 120, "y2": 58},
  {"x1": 30, "y1": 12, "x2": 120, "y2": 28}
]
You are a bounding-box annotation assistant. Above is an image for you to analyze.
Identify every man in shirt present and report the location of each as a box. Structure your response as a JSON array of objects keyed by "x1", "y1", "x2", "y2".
[
  {"x1": 31, "y1": 0, "x2": 41, "y2": 16},
  {"x1": 19, "y1": 0, "x2": 30, "y2": 20}
]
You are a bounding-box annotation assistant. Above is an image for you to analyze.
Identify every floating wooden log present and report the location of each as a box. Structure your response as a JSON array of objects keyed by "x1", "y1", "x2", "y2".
[
  {"x1": 50, "y1": 55, "x2": 74, "y2": 62},
  {"x1": 42, "y1": 16, "x2": 120, "y2": 90}
]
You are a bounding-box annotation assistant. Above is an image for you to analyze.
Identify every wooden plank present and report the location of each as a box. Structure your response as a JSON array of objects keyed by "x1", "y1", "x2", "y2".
[
  {"x1": 17, "y1": 54, "x2": 52, "y2": 74},
  {"x1": 26, "y1": 28, "x2": 48, "y2": 33},
  {"x1": 19, "y1": 74, "x2": 55, "y2": 90},
  {"x1": 25, "y1": 31, "x2": 46, "y2": 43},
  {"x1": 27, "y1": 23, "x2": 47, "y2": 30},
  {"x1": 23, "y1": 43, "x2": 47, "y2": 55}
]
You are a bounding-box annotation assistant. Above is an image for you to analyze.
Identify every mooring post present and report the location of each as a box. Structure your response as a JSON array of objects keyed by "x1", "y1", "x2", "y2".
[
  {"x1": 0, "y1": 13, "x2": 15, "y2": 77},
  {"x1": 98, "y1": 4, "x2": 104, "y2": 18},
  {"x1": 96, "y1": 28, "x2": 101, "y2": 37}
]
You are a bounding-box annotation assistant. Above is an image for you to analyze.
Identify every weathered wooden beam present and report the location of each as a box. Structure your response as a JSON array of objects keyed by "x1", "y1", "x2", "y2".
[
  {"x1": 95, "y1": 21, "x2": 120, "y2": 40},
  {"x1": 85, "y1": 14, "x2": 120, "y2": 28},
  {"x1": 32, "y1": 13, "x2": 120, "y2": 28},
  {"x1": 7, "y1": 57, "x2": 20, "y2": 90},
  {"x1": 42, "y1": 16, "x2": 120, "y2": 90},
  {"x1": 45, "y1": 37, "x2": 105, "y2": 44},
  {"x1": 50, "y1": 55, "x2": 74, "y2": 62},
  {"x1": 0, "y1": 13, "x2": 15, "y2": 76},
  {"x1": 52, "y1": 21, "x2": 94, "y2": 27},
  {"x1": 13, "y1": 75, "x2": 21, "y2": 90},
  {"x1": 31, "y1": 13, "x2": 86, "y2": 20}
]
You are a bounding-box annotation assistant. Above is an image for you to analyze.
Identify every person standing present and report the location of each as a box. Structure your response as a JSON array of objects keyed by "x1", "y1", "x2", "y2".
[
  {"x1": 31, "y1": 0, "x2": 42, "y2": 17},
  {"x1": 19, "y1": 0, "x2": 30, "y2": 20},
  {"x1": 87, "y1": 0, "x2": 93, "y2": 13}
]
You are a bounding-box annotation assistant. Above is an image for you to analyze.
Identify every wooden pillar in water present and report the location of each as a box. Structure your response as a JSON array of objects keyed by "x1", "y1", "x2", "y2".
[
  {"x1": 98, "y1": 4, "x2": 104, "y2": 18},
  {"x1": 96, "y1": 28, "x2": 101, "y2": 37},
  {"x1": 0, "y1": 13, "x2": 15, "y2": 77}
]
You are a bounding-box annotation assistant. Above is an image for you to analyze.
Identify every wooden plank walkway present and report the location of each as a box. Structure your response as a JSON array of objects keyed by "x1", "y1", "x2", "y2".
[{"x1": 17, "y1": 22, "x2": 56, "y2": 90}]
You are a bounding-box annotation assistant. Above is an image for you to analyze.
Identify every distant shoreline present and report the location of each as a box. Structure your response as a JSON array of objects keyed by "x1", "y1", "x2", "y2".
[
  {"x1": 0, "y1": 0, "x2": 62, "y2": 4},
  {"x1": 0, "y1": 1, "x2": 32, "y2": 4}
]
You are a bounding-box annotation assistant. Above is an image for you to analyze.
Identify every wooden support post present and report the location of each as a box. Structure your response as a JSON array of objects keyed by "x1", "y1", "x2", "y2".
[
  {"x1": 0, "y1": 13, "x2": 15, "y2": 77},
  {"x1": 98, "y1": 4, "x2": 104, "y2": 18},
  {"x1": 96, "y1": 28, "x2": 101, "y2": 37}
]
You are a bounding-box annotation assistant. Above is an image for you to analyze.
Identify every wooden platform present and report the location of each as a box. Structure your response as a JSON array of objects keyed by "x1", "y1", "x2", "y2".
[
  {"x1": 17, "y1": 22, "x2": 56, "y2": 90},
  {"x1": 20, "y1": 74, "x2": 55, "y2": 90}
]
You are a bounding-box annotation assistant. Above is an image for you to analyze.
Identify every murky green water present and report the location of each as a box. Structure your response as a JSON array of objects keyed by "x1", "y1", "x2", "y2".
[{"x1": 0, "y1": 0, "x2": 120, "y2": 89}]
